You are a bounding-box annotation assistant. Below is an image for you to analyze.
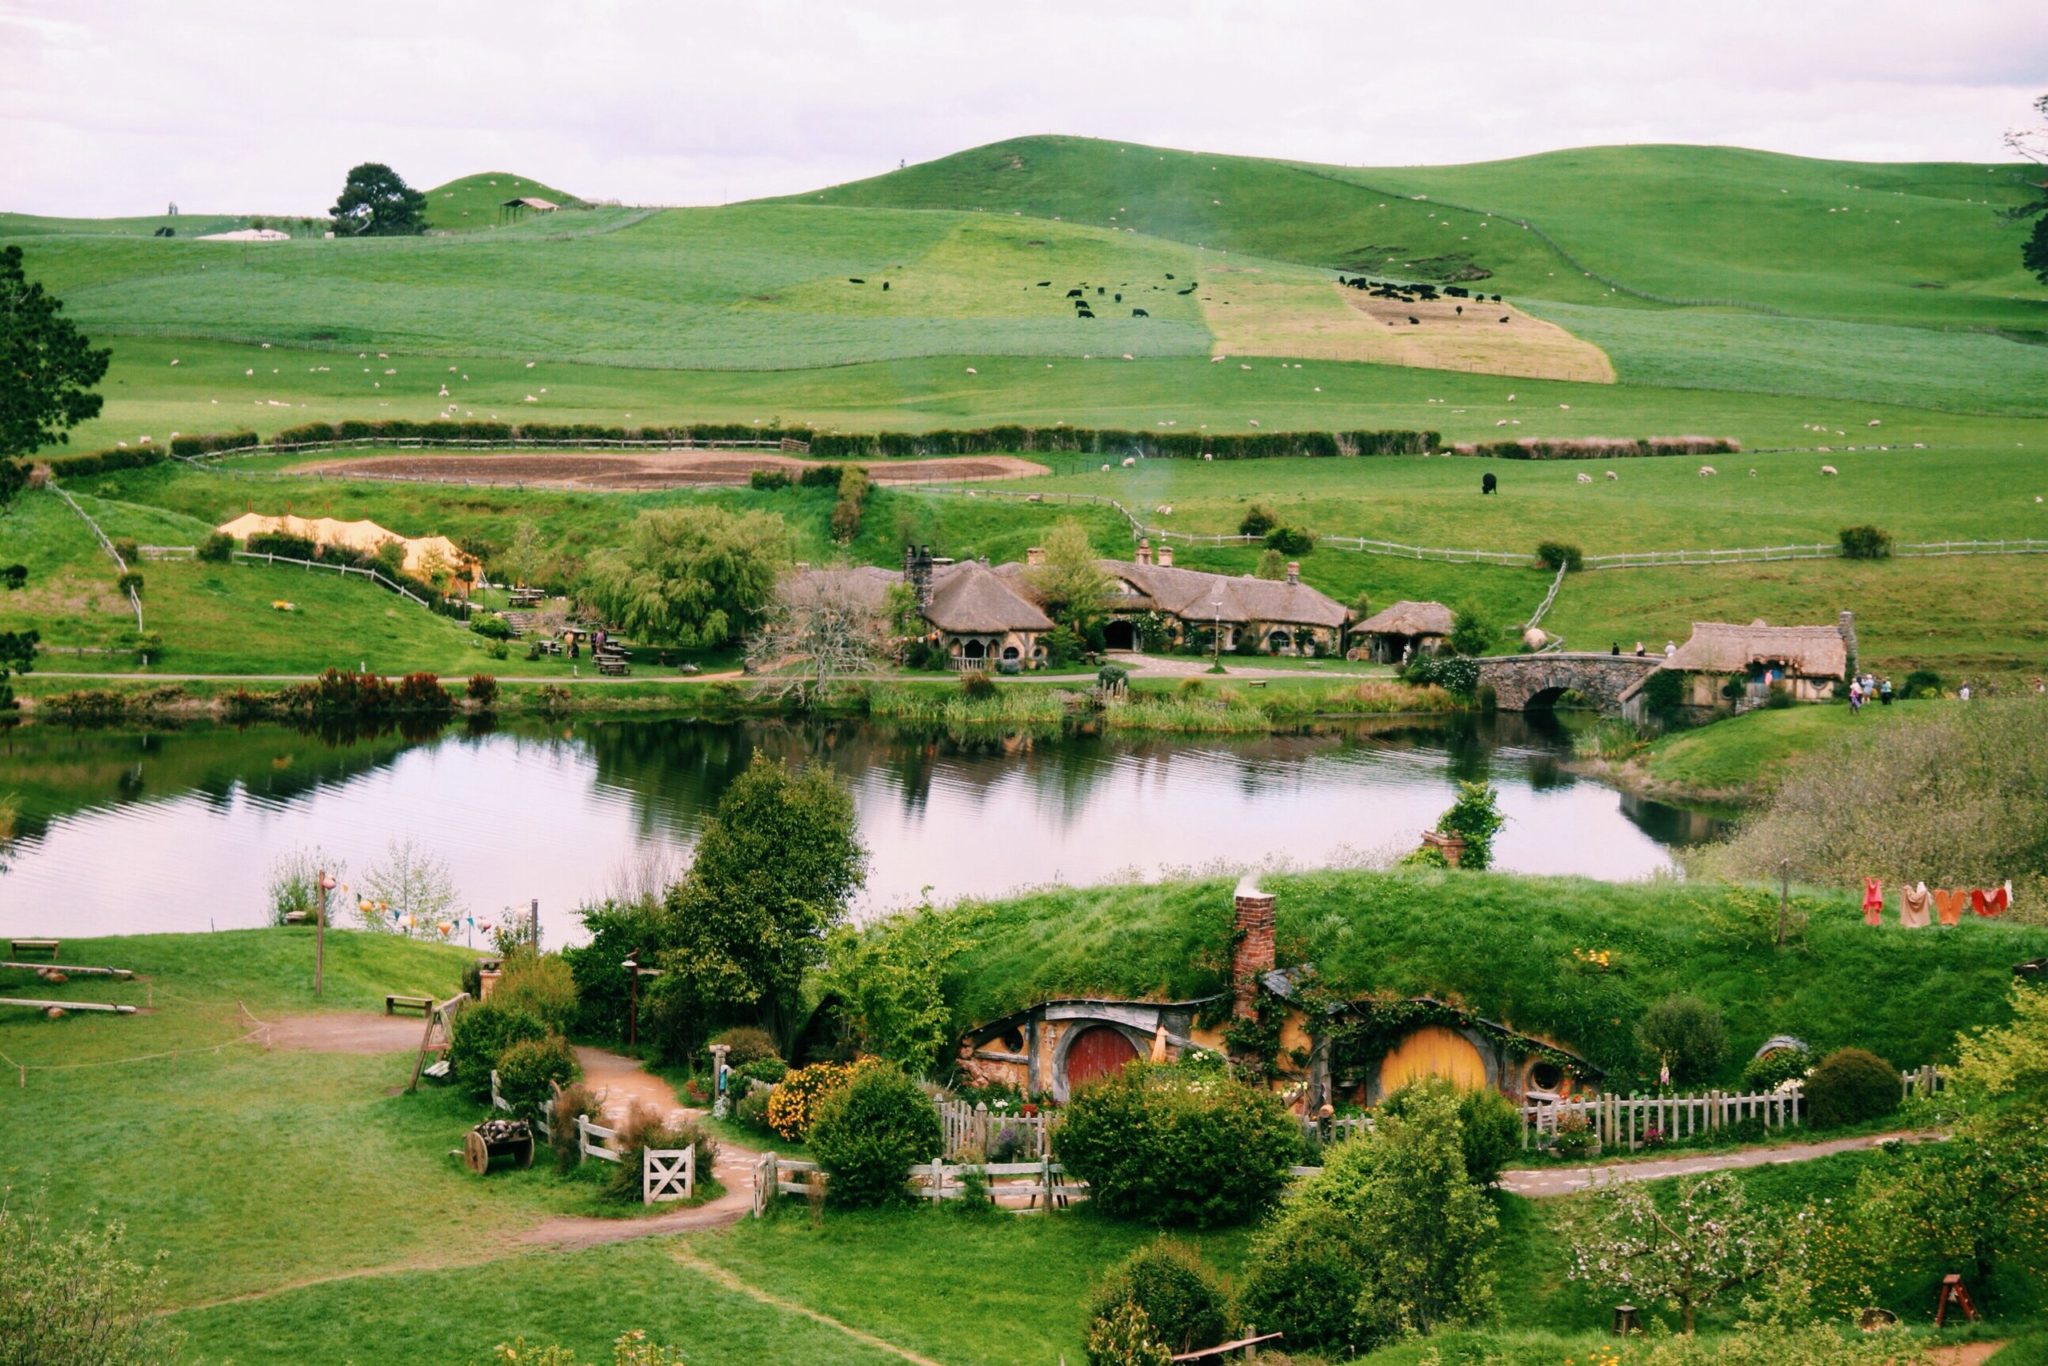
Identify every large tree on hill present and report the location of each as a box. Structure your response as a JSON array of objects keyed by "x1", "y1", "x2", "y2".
[
  {"x1": 580, "y1": 506, "x2": 788, "y2": 647},
  {"x1": 2, "y1": 244, "x2": 111, "y2": 462},
  {"x1": 328, "y1": 162, "x2": 429, "y2": 237},
  {"x1": 2008, "y1": 95, "x2": 2048, "y2": 285}
]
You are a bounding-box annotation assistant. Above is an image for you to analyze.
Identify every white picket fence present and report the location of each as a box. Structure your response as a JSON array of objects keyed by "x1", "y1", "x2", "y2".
[
  {"x1": 750, "y1": 1152, "x2": 1082, "y2": 1217},
  {"x1": 1522, "y1": 1089, "x2": 1804, "y2": 1152},
  {"x1": 487, "y1": 1070, "x2": 691, "y2": 1203},
  {"x1": 936, "y1": 1098, "x2": 1056, "y2": 1159}
]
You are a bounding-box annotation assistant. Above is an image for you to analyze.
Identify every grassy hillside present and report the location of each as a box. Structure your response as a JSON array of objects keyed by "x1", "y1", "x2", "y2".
[
  {"x1": 422, "y1": 170, "x2": 583, "y2": 230},
  {"x1": 928, "y1": 868, "x2": 2048, "y2": 1085}
]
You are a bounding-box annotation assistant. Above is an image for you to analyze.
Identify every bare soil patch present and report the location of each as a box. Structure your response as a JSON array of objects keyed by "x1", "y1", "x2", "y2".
[
  {"x1": 294, "y1": 450, "x2": 1048, "y2": 490},
  {"x1": 261, "y1": 1012, "x2": 428, "y2": 1053}
]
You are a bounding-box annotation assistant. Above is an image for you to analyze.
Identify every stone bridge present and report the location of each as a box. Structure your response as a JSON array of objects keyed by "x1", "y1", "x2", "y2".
[{"x1": 1477, "y1": 652, "x2": 1666, "y2": 713}]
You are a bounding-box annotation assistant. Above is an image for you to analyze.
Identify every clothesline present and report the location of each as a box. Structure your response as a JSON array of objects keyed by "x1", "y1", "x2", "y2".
[{"x1": 1862, "y1": 877, "x2": 2012, "y2": 928}]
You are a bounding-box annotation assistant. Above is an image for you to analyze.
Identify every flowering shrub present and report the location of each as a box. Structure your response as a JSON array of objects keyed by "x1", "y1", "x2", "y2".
[
  {"x1": 1571, "y1": 946, "x2": 1616, "y2": 972},
  {"x1": 765, "y1": 1058, "x2": 882, "y2": 1141}
]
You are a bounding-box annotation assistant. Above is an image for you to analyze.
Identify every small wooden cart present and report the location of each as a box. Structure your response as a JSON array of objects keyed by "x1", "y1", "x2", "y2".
[{"x1": 463, "y1": 1119, "x2": 535, "y2": 1174}]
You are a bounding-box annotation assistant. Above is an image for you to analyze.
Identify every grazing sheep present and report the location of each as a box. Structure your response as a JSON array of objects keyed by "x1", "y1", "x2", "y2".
[
  {"x1": 1122, "y1": 457, "x2": 1137, "y2": 467},
  {"x1": 1748, "y1": 468, "x2": 1758, "y2": 477},
  {"x1": 1605, "y1": 470, "x2": 1618, "y2": 481},
  {"x1": 1698, "y1": 466, "x2": 1717, "y2": 477},
  {"x1": 1820, "y1": 465, "x2": 1838, "y2": 475},
  {"x1": 1101, "y1": 464, "x2": 1112, "y2": 472},
  {"x1": 1867, "y1": 419, "x2": 1881, "y2": 427},
  {"x1": 965, "y1": 367, "x2": 977, "y2": 374},
  {"x1": 1247, "y1": 419, "x2": 1260, "y2": 427},
  {"x1": 1576, "y1": 472, "x2": 1592, "y2": 484},
  {"x1": 1155, "y1": 504, "x2": 1173, "y2": 515},
  {"x1": 1481, "y1": 472, "x2": 1498, "y2": 494}
]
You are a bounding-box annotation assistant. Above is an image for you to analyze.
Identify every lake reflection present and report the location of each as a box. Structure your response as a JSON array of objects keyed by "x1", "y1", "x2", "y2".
[{"x1": 0, "y1": 713, "x2": 1715, "y2": 944}]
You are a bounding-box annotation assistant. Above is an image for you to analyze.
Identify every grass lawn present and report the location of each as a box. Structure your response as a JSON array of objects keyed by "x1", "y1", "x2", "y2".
[{"x1": 1604, "y1": 700, "x2": 1939, "y2": 801}]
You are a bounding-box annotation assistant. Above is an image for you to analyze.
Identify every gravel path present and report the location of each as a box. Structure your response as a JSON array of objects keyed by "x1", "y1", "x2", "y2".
[{"x1": 1501, "y1": 1130, "x2": 1942, "y2": 1197}]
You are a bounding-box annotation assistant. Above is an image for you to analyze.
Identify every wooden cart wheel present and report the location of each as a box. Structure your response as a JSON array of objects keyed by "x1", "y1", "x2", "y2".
[{"x1": 463, "y1": 1130, "x2": 490, "y2": 1174}]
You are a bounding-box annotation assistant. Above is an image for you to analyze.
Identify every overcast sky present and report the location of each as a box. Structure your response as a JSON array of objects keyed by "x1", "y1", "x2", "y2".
[{"x1": 3, "y1": 0, "x2": 2043, "y2": 217}]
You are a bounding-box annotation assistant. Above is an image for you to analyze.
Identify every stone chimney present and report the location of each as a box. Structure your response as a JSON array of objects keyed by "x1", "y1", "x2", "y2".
[
  {"x1": 1135, "y1": 538, "x2": 1152, "y2": 567},
  {"x1": 1285, "y1": 562, "x2": 1300, "y2": 585},
  {"x1": 1157, "y1": 544, "x2": 1174, "y2": 567},
  {"x1": 1837, "y1": 609, "x2": 1857, "y2": 675},
  {"x1": 1026, "y1": 546, "x2": 1044, "y2": 567},
  {"x1": 1231, "y1": 877, "x2": 1276, "y2": 1022}
]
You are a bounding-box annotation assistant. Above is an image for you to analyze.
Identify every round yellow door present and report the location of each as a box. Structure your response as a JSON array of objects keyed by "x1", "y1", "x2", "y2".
[{"x1": 1377, "y1": 1024, "x2": 1488, "y2": 1094}]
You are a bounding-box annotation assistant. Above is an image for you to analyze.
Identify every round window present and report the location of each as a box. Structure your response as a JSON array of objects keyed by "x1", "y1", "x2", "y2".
[{"x1": 1530, "y1": 1061, "x2": 1564, "y2": 1091}]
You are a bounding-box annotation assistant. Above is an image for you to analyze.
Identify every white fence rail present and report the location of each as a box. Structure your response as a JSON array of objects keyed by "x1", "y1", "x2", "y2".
[
  {"x1": 1522, "y1": 1089, "x2": 1804, "y2": 1152},
  {"x1": 45, "y1": 486, "x2": 145, "y2": 630},
  {"x1": 230, "y1": 550, "x2": 440, "y2": 611},
  {"x1": 937, "y1": 1098, "x2": 1056, "y2": 1159},
  {"x1": 750, "y1": 1152, "x2": 1082, "y2": 1216}
]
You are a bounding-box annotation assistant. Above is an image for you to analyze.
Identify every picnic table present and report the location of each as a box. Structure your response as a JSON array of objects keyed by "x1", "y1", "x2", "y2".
[
  {"x1": 598, "y1": 658, "x2": 631, "y2": 676},
  {"x1": 509, "y1": 588, "x2": 544, "y2": 607},
  {"x1": 9, "y1": 939, "x2": 60, "y2": 960}
]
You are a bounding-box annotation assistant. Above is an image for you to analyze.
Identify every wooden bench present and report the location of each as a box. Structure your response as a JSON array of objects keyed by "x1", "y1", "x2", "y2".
[
  {"x1": 386, "y1": 993, "x2": 434, "y2": 1017},
  {"x1": 597, "y1": 659, "x2": 630, "y2": 676},
  {"x1": 9, "y1": 939, "x2": 60, "y2": 960}
]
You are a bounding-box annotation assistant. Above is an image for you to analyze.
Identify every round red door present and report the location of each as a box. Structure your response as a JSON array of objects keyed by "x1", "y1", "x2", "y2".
[{"x1": 1064, "y1": 1025, "x2": 1140, "y2": 1092}]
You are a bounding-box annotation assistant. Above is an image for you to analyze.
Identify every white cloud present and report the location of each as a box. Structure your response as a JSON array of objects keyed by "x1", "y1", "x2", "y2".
[{"x1": 0, "y1": 0, "x2": 2041, "y2": 215}]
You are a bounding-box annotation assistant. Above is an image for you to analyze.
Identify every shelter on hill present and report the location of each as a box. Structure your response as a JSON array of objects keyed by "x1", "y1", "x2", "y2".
[
  {"x1": 217, "y1": 513, "x2": 479, "y2": 590},
  {"x1": 500, "y1": 196, "x2": 559, "y2": 222},
  {"x1": 1352, "y1": 600, "x2": 1454, "y2": 663},
  {"x1": 1650, "y1": 613, "x2": 1854, "y2": 711},
  {"x1": 954, "y1": 880, "x2": 1601, "y2": 1109}
]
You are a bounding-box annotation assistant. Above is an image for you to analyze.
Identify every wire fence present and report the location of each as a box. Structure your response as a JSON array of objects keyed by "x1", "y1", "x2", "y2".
[{"x1": 44, "y1": 486, "x2": 144, "y2": 630}]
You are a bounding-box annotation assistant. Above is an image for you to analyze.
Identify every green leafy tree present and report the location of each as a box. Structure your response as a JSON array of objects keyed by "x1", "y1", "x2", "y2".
[
  {"x1": 817, "y1": 900, "x2": 990, "y2": 1076},
  {"x1": 0, "y1": 1197, "x2": 184, "y2": 1364},
  {"x1": 581, "y1": 506, "x2": 788, "y2": 647},
  {"x1": 1448, "y1": 603, "x2": 1495, "y2": 655},
  {"x1": 2, "y1": 244, "x2": 111, "y2": 460},
  {"x1": 2026, "y1": 214, "x2": 2048, "y2": 286},
  {"x1": 1026, "y1": 518, "x2": 1110, "y2": 627},
  {"x1": 1252, "y1": 549, "x2": 1288, "y2": 580},
  {"x1": 1568, "y1": 1171, "x2": 1789, "y2": 1333},
  {"x1": 328, "y1": 162, "x2": 428, "y2": 237},
  {"x1": 646, "y1": 752, "x2": 866, "y2": 1058},
  {"x1": 2007, "y1": 95, "x2": 2048, "y2": 284}
]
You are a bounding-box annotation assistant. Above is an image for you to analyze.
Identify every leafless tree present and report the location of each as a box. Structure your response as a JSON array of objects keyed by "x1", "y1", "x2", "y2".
[{"x1": 744, "y1": 572, "x2": 887, "y2": 704}]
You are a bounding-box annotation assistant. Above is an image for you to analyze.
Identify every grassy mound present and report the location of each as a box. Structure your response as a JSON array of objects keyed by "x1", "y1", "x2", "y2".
[{"x1": 421, "y1": 170, "x2": 584, "y2": 230}]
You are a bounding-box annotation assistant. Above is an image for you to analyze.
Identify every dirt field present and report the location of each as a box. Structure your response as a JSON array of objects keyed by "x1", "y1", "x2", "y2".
[
  {"x1": 1199, "y1": 265, "x2": 1615, "y2": 383},
  {"x1": 293, "y1": 450, "x2": 1049, "y2": 490}
]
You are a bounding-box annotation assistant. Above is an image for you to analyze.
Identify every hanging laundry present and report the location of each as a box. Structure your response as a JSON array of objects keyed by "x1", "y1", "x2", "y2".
[
  {"x1": 1861, "y1": 877, "x2": 1884, "y2": 926},
  {"x1": 1971, "y1": 882, "x2": 2012, "y2": 917},
  {"x1": 1899, "y1": 884, "x2": 1933, "y2": 928},
  {"x1": 1933, "y1": 888, "x2": 1968, "y2": 927}
]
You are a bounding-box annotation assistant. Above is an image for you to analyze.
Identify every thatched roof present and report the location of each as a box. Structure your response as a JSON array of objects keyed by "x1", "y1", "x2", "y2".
[
  {"x1": 1667, "y1": 620, "x2": 1848, "y2": 678},
  {"x1": 1353, "y1": 600, "x2": 1454, "y2": 637},
  {"x1": 1097, "y1": 561, "x2": 1349, "y2": 628},
  {"x1": 784, "y1": 565, "x2": 897, "y2": 614},
  {"x1": 925, "y1": 561, "x2": 1053, "y2": 634}
]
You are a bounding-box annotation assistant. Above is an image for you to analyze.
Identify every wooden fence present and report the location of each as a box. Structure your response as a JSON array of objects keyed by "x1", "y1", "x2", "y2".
[
  {"x1": 488, "y1": 1068, "x2": 553, "y2": 1144},
  {"x1": 46, "y1": 485, "x2": 145, "y2": 630},
  {"x1": 182, "y1": 434, "x2": 807, "y2": 463},
  {"x1": 936, "y1": 1098, "x2": 1057, "y2": 1159},
  {"x1": 1521, "y1": 1089, "x2": 1804, "y2": 1152},
  {"x1": 750, "y1": 1152, "x2": 1082, "y2": 1217},
  {"x1": 229, "y1": 550, "x2": 441, "y2": 611}
]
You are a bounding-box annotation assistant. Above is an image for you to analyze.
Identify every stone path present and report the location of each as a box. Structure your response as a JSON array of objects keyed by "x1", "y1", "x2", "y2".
[{"x1": 1500, "y1": 1130, "x2": 1942, "y2": 1197}]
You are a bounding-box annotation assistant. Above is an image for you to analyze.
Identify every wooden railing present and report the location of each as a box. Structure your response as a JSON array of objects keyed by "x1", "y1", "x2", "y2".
[
  {"x1": 937, "y1": 1098, "x2": 1056, "y2": 1159},
  {"x1": 750, "y1": 1152, "x2": 1081, "y2": 1216}
]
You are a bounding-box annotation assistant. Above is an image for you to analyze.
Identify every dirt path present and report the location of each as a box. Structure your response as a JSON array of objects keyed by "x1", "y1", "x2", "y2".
[
  {"x1": 1501, "y1": 1130, "x2": 1941, "y2": 1197},
  {"x1": 670, "y1": 1244, "x2": 945, "y2": 1366},
  {"x1": 293, "y1": 449, "x2": 1049, "y2": 490},
  {"x1": 261, "y1": 1012, "x2": 429, "y2": 1052}
]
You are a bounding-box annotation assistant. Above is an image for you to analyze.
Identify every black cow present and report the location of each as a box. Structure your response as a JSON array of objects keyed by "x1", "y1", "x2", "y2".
[
  {"x1": 1499, "y1": 316, "x2": 1510, "y2": 324},
  {"x1": 1455, "y1": 305, "x2": 1463, "y2": 316},
  {"x1": 1408, "y1": 316, "x2": 1420, "y2": 325},
  {"x1": 1482, "y1": 472, "x2": 1498, "y2": 495},
  {"x1": 848, "y1": 277, "x2": 865, "y2": 284},
  {"x1": 1037, "y1": 281, "x2": 1052, "y2": 287},
  {"x1": 1131, "y1": 308, "x2": 1148, "y2": 317},
  {"x1": 881, "y1": 282, "x2": 890, "y2": 291},
  {"x1": 1066, "y1": 288, "x2": 1083, "y2": 298},
  {"x1": 1114, "y1": 293, "x2": 1121, "y2": 302}
]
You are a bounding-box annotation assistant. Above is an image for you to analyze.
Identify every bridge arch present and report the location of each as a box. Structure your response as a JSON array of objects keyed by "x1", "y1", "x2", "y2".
[{"x1": 1476, "y1": 653, "x2": 1665, "y2": 715}]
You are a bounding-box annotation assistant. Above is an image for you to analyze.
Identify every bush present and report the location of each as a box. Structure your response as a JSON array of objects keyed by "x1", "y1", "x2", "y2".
[
  {"x1": 1535, "y1": 540, "x2": 1584, "y2": 572},
  {"x1": 1433, "y1": 781, "x2": 1505, "y2": 871},
  {"x1": 734, "y1": 1088, "x2": 776, "y2": 1133},
  {"x1": 961, "y1": 671, "x2": 997, "y2": 700},
  {"x1": 1448, "y1": 604, "x2": 1494, "y2": 656},
  {"x1": 1086, "y1": 1239, "x2": 1231, "y2": 1358},
  {"x1": 447, "y1": 1000, "x2": 548, "y2": 1100},
  {"x1": 1262, "y1": 524, "x2": 1314, "y2": 556},
  {"x1": 493, "y1": 952, "x2": 579, "y2": 1035},
  {"x1": 1042, "y1": 625, "x2": 1086, "y2": 668},
  {"x1": 0, "y1": 1200, "x2": 182, "y2": 1364},
  {"x1": 1052, "y1": 1061, "x2": 1300, "y2": 1227},
  {"x1": 807, "y1": 1063, "x2": 943, "y2": 1207},
  {"x1": 1838, "y1": 525, "x2": 1894, "y2": 560},
  {"x1": 1741, "y1": 1044, "x2": 1813, "y2": 1093},
  {"x1": 197, "y1": 531, "x2": 234, "y2": 563},
  {"x1": 1900, "y1": 668, "x2": 1942, "y2": 699},
  {"x1": 496, "y1": 1034, "x2": 581, "y2": 1117},
  {"x1": 115, "y1": 570, "x2": 143, "y2": 598},
  {"x1": 1805, "y1": 1048, "x2": 1899, "y2": 1128},
  {"x1": 394, "y1": 672, "x2": 452, "y2": 716},
  {"x1": 1084, "y1": 1300, "x2": 1171, "y2": 1366},
  {"x1": 1378, "y1": 1078, "x2": 1520, "y2": 1186},
  {"x1": 734, "y1": 1057, "x2": 789, "y2": 1087},
  {"x1": 708, "y1": 1026, "x2": 781, "y2": 1068},
  {"x1": 471, "y1": 614, "x2": 513, "y2": 640},
  {"x1": 466, "y1": 673, "x2": 499, "y2": 708},
  {"x1": 766, "y1": 1059, "x2": 862, "y2": 1141},
  {"x1": 246, "y1": 531, "x2": 318, "y2": 561},
  {"x1": 1402, "y1": 653, "x2": 1481, "y2": 697},
  {"x1": 1235, "y1": 1204, "x2": 1372, "y2": 1357},
  {"x1": 1638, "y1": 995, "x2": 1728, "y2": 1085},
  {"x1": 603, "y1": 1104, "x2": 719, "y2": 1205},
  {"x1": 1236, "y1": 504, "x2": 1277, "y2": 537},
  {"x1": 748, "y1": 469, "x2": 791, "y2": 491}
]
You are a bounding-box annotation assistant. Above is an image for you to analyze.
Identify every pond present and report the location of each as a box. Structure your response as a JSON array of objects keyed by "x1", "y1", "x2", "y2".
[{"x1": 0, "y1": 712, "x2": 1720, "y2": 945}]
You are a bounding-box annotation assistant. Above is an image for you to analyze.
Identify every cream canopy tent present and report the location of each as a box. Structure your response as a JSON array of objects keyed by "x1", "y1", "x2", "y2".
[{"x1": 217, "y1": 513, "x2": 478, "y2": 588}]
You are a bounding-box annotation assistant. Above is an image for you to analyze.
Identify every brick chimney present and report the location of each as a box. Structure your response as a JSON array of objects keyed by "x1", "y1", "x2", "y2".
[
  {"x1": 1157, "y1": 544, "x2": 1174, "y2": 567},
  {"x1": 1026, "y1": 546, "x2": 1045, "y2": 567},
  {"x1": 1285, "y1": 562, "x2": 1300, "y2": 585},
  {"x1": 1231, "y1": 878, "x2": 1276, "y2": 1021},
  {"x1": 1135, "y1": 538, "x2": 1152, "y2": 567}
]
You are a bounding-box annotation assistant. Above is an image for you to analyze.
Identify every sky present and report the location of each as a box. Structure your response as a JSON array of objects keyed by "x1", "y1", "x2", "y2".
[{"x1": 2, "y1": 0, "x2": 2044, "y2": 217}]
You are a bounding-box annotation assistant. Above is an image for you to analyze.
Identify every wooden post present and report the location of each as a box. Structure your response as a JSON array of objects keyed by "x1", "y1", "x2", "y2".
[
  {"x1": 314, "y1": 870, "x2": 335, "y2": 997},
  {"x1": 1778, "y1": 860, "x2": 1790, "y2": 946}
]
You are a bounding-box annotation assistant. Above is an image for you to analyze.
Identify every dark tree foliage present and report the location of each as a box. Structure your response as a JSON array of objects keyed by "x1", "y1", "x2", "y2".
[
  {"x1": 2026, "y1": 213, "x2": 2048, "y2": 287},
  {"x1": 1, "y1": 244, "x2": 111, "y2": 459},
  {"x1": 329, "y1": 162, "x2": 429, "y2": 237}
]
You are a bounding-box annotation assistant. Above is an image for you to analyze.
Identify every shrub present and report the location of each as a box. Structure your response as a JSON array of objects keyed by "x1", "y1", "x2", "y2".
[
  {"x1": 466, "y1": 673, "x2": 499, "y2": 708},
  {"x1": 1433, "y1": 781, "x2": 1505, "y2": 870},
  {"x1": 1535, "y1": 540, "x2": 1584, "y2": 572},
  {"x1": 1262, "y1": 524, "x2": 1314, "y2": 556},
  {"x1": 603, "y1": 1103, "x2": 719, "y2": 1205},
  {"x1": 1638, "y1": 995, "x2": 1729, "y2": 1085},
  {"x1": 1741, "y1": 1044, "x2": 1813, "y2": 1093},
  {"x1": 197, "y1": 531, "x2": 234, "y2": 563},
  {"x1": 807, "y1": 1062, "x2": 943, "y2": 1207},
  {"x1": 1805, "y1": 1048, "x2": 1899, "y2": 1128},
  {"x1": 734, "y1": 1088, "x2": 775, "y2": 1135},
  {"x1": 961, "y1": 670, "x2": 997, "y2": 700},
  {"x1": 1086, "y1": 1239, "x2": 1230, "y2": 1358},
  {"x1": 748, "y1": 469, "x2": 791, "y2": 491},
  {"x1": 1378, "y1": 1077, "x2": 1520, "y2": 1186},
  {"x1": 798, "y1": 463, "x2": 843, "y2": 488},
  {"x1": 1236, "y1": 504, "x2": 1277, "y2": 537},
  {"x1": 0, "y1": 1199, "x2": 183, "y2": 1365},
  {"x1": 115, "y1": 570, "x2": 143, "y2": 598},
  {"x1": 1402, "y1": 653, "x2": 1480, "y2": 697},
  {"x1": 246, "y1": 531, "x2": 317, "y2": 561},
  {"x1": 766, "y1": 1059, "x2": 861, "y2": 1141},
  {"x1": 1053, "y1": 1061, "x2": 1300, "y2": 1227},
  {"x1": 733, "y1": 1057, "x2": 789, "y2": 1086},
  {"x1": 394, "y1": 672, "x2": 451, "y2": 715},
  {"x1": 1042, "y1": 625, "x2": 1086, "y2": 667},
  {"x1": 471, "y1": 614, "x2": 513, "y2": 640},
  {"x1": 493, "y1": 952, "x2": 579, "y2": 1035},
  {"x1": 1235, "y1": 1204, "x2": 1372, "y2": 1357},
  {"x1": 112, "y1": 537, "x2": 140, "y2": 564},
  {"x1": 496, "y1": 1034, "x2": 580, "y2": 1117},
  {"x1": 447, "y1": 1000, "x2": 547, "y2": 1100},
  {"x1": 708, "y1": 1026, "x2": 780, "y2": 1067},
  {"x1": 1900, "y1": 668, "x2": 1942, "y2": 699},
  {"x1": 1084, "y1": 1299, "x2": 1171, "y2": 1366},
  {"x1": 1448, "y1": 604, "x2": 1494, "y2": 656},
  {"x1": 1838, "y1": 525, "x2": 1894, "y2": 560}
]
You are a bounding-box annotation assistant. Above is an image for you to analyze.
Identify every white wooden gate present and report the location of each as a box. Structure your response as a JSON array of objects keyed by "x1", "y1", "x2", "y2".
[{"x1": 643, "y1": 1147, "x2": 696, "y2": 1203}]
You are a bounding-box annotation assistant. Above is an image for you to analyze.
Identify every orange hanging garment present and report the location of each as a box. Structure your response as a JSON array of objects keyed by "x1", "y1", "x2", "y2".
[
  {"x1": 1861, "y1": 877, "x2": 1884, "y2": 926},
  {"x1": 1972, "y1": 882, "x2": 2012, "y2": 917},
  {"x1": 1934, "y1": 888, "x2": 1967, "y2": 927},
  {"x1": 1899, "y1": 884, "x2": 1933, "y2": 928}
]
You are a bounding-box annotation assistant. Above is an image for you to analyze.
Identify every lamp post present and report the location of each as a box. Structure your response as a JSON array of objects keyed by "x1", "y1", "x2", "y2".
[
  {"x1": 1211, "y1": 594, "x2": 1224, "y2": 671},
  {"x1": 314, "y1": 870, "x2": 336, "y2": 998}
]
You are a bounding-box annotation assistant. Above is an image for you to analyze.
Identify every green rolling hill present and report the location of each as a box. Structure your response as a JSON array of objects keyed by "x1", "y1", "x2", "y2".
[{"x1": 421, "y1": 171, "x2": 585, "y2": 230}]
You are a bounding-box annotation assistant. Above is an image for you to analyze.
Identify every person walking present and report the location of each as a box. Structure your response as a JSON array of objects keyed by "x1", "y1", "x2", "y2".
[
  {"x1": 1879, "y1": 677, "x2": 1893, "y2": 706},
  {"x1": 1848, "y1": 678, "x2": 1864, "y2": 714}
]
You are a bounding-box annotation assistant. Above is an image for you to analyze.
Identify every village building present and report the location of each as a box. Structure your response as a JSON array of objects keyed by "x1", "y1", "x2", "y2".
[
  {"x1": 1083, "y1": 540, "x2": 1350, "y2": 655},
  {"x1": 788, "y1": 550, "x2": 1053, "y2": 671},
  {"x1": 1650, "y1": 613, "x2": 1854, "y2": 711},
  {"x1": 1351, "y1": 599, "x2": 1454, "y2": 664},
  {"x1": 955, "y1": 881, "x2": 1601, "y2": 1110}
]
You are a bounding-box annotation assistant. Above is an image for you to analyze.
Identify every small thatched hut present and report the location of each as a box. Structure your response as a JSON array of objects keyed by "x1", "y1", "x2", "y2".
[
  {"x1": 1353, "y1": 600, "x2": 1454, "y2": 663},
  {"x1": 1659, "y1": 615, "x2": 1853, "y2": 708}
]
